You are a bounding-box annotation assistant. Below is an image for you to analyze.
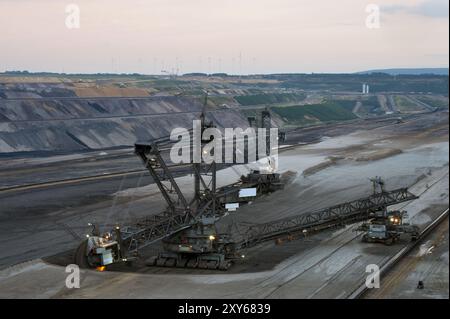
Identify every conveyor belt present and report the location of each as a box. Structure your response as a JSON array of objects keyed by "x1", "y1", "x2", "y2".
[{"x1": 238, "y1": 188, "x2": 418, "y2": 249}]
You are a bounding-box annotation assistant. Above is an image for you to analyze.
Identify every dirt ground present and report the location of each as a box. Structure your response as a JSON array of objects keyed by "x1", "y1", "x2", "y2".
[{"x1": 0, "y1": 111, "x2": 448, "y2": 298}]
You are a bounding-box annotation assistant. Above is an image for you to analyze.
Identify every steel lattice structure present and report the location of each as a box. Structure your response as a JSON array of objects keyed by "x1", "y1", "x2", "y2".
[
  {"x1": 238, "y1": 188, "x2": 418, "y2": 249},
  {"x1": 120, "y1": 212, "x2": 192, "y2": 252},
  {"x1": 120, "y1": 187, "x2": 417, "y2": 253}
]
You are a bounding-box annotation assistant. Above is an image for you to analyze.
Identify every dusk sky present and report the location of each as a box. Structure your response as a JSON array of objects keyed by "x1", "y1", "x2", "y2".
[{"x1": 0, "y1": 0, "x2": 448, "y2": 74}]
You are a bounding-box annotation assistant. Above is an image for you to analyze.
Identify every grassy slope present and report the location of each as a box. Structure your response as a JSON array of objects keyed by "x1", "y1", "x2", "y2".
[
  {"x1": 272, "y1": 100, "x2": 357, "y2": 126},
  {"x1": 394, "y1": 96, "x2": 423, "y2": 112},
  {"x1": 416, "y1": 96, "x2": 449, "y2": 109},
  {"x1": 235, "y1": 93, "x2": 306, "y2": 106},
  {"x1": 358, "y1": 96, "x2": 384, "y2": 115}
]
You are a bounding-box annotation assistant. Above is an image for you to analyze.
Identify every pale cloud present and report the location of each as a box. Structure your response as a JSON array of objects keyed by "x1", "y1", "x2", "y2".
[{"x1": 383, "y1": 0, "x2": 449, "y2": 18}]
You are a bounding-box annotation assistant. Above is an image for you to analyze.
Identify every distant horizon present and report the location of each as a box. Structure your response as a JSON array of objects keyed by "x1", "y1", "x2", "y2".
[{"x1": 1, "y1": 67, "x2": 448, "y2": 77}]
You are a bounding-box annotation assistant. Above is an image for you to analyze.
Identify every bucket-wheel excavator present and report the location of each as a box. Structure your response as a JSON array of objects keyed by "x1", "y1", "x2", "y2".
[
  {"x1": 75, "y1": 99, "x2": 282, "y2": 270},
  {"x1": 74, "y1": 105, "x2": 420, "y2": 271}
]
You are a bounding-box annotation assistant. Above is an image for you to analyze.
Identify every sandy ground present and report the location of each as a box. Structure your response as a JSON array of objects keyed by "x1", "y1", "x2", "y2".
[{"x1": 0, "y1": 112, "x2": 448, "y2": 298}]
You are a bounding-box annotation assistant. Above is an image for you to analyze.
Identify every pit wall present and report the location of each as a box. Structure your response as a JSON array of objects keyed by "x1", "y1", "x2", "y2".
[{"x1": 0, "y1": 95, "x2": 250, "y2": 153}]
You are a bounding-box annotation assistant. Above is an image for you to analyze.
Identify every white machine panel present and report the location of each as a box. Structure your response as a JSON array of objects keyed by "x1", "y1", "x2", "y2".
[
  {"x1": 225, "y1": 203, "x2": 240, "y2": 211},
  {"x1": 239, "y1": 188, "x2": 257, "y2": 198}
]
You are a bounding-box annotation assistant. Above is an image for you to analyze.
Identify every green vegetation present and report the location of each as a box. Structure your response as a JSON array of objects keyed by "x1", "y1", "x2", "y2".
[
  {"x1": 267, "y1": 73, "x2": 449, "y2": 94},
  {"x1": 194, "y1": 95, "x2": 237, "y2": 108},
  {"x1": 150, "y1": 79, "x2": 187, "y2": 88},
  {"x1": 394, "y1": 96, "x2": 424, "y2": 112},
  {"x1": 359, "y1": 96, "x2": 383, "y2": 115},
  {"x1": 235, "y1": 93, "x2": 306, "y2": 106},
  {"x1": 416, "y1": 96, "x2": 449, "y2": 109},
  {"x1": 3, "y1": 71, "x2": 447, "y2": 95},
  {"x1": 272, "y1": 99, "x2": 357, "y2": 126}
]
